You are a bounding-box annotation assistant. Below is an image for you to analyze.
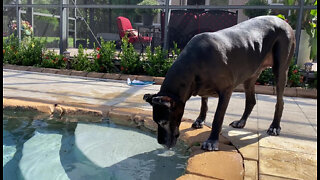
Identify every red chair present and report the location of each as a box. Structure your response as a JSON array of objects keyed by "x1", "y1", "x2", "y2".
[{"x1": 116, "y1": 16, "x2": 152, "y2": 46}]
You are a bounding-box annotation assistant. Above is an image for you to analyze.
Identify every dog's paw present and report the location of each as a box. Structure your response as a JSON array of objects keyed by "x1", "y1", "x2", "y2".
[
  {"x1": 267, "y1": 126, "x2": 281, "y2": 136},
  {"x1": 229, "y1": 120, "x2": 246, "y2": 128},
  {"x1": 191, "y1": 119, "x2": 204, "y2": 129},
  {"x1": 201, "y1": 139, "x2": 219, "y2": 151}
]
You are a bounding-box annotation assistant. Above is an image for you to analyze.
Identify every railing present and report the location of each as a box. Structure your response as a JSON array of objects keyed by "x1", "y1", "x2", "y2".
[{"x1": 3, "y1": 0, "x2": 317, "y2": 64}]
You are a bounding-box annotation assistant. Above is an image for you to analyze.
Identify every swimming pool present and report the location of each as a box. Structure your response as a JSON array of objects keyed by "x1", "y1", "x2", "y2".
[{"x1": 3, "y1": 108, "x2": 189, "y2": 180}]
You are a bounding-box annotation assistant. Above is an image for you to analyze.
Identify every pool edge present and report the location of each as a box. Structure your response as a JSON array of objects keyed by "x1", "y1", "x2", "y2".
[{"x1": 3, "y1": 97, "x2": 245, "y2": 180}]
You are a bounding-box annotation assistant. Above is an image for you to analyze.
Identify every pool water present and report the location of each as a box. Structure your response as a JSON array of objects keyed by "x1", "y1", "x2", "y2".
[{"x1": 3, "y1": 109, "x2": 189, "y2": 180}]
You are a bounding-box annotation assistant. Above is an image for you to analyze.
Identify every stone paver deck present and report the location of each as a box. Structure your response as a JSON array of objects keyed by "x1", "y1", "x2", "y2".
[{"x1": 3, "y1": 69, "x2": 317, "y2": 179}]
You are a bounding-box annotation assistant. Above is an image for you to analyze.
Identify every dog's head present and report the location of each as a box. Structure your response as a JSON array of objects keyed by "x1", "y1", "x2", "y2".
[{"x1": 143, "y1": 93, "x2": 185, "y2": 148}]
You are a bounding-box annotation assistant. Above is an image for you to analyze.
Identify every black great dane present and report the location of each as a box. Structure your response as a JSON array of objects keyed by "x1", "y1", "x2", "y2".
[{"x1": 143, "y1": 16, "x2": 295, "y2": 151}]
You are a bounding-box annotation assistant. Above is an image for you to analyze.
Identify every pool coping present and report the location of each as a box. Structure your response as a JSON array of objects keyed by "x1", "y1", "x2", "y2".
[
  {"x1": 3, "y1": 64, "x2": 317, "y2": 99},
  {"x1": 3, "y1": 97, "x2": 245, "y2": 180}
]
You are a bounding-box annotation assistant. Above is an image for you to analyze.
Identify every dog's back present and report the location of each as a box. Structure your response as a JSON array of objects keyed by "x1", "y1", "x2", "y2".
[{"x1": 162, "y1": 16, "x2": 295, "y2": 95}]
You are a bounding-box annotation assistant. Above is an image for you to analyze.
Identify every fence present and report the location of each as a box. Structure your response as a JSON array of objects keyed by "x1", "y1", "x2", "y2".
[{"x1": 3, "y1": 0, "x2": 317, "y2": 64}]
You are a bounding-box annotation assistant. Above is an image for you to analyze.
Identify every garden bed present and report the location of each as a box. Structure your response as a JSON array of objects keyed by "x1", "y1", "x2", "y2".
[
  {"x1": 3, "y1": 64, "x2": 317, "y2": 99},
  {"x1": 3, "y1": 34, "x2": 317, "y2": 99}
]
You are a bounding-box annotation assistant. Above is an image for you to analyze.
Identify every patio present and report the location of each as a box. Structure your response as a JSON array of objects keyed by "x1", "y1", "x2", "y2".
[{"x1": 3, "y1": 68, "x2": 317, "y2": 179}]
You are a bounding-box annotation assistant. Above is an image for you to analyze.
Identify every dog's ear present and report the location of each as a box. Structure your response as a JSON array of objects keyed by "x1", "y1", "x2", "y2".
[
  {"x1": 152, "y1": 96, "x2": 174, "y2": 109},
  {"x1": 143, "y1": 94, "x2": 156, "y2": 105}
]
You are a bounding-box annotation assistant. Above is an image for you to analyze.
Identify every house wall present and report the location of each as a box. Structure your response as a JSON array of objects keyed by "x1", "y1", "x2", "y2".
[{"x1": 228, "y1": 0, "x2": 249, "y2": 23}]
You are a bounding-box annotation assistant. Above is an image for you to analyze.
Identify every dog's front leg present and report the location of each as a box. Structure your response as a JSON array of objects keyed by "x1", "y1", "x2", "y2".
[
  {"x1": 201, "y1": 89, "x2": 233, "y2": 151},
  {"x1": 192, "y1": 97, "x2": 208, "y2": 129}
]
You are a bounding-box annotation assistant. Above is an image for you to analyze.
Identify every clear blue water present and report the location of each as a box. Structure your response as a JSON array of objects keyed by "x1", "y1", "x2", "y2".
[{"x1": 3, "y1": 109, "x2": 189, "y2": 180}]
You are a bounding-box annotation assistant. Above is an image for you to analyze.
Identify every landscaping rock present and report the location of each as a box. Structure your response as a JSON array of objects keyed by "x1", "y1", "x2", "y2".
[
  {"x1": 186, "y1": 148, "x2": 244, "y2": 180},
  {"x1": 136, "y1": 75, "x2": 154, "y2": 82},
  {"x1": 55, "y1": 69, "x2": 72, "y2": 75},
  {"x1": 26, "y1": 67, "x2": 44, "y2": 72},
  {"x1": 108, "y1": 110, "x2": 134, "y2": 127},
  {"x1": 103, "y1": 73, "x2": 121, "y2": 80},
  {"x1": 13, "y1": 65, "x2": 31, "y2": 71},
  {"x1": 70, "y1": 70, "x2": 89, "y2": 77},
  {"x1": 119, "y1": 74, "x2": 138, "y2": 81},
  {"x1": 284, "y1": 87, "x2": 297, "y2": 97},
  {"x1": 42, "y1": 68, "x2": 59, "y2": 74},
  {"x1": 296, "y1": 87, "x2": 317, "y2": 99},
  {"x1": 255, "y1": 85, "x2": 274, "y2": 95},
  {"x1": 86, "y1": 72, "x2": 104, "y2": 78},
  {"x1": 3, "y1": 64, "x2": 16, "y2": 69},
  {"x1": 153, "y1": 77, "x2": 164, "y2": 85},
  {"x1": 177, "y1": 174, "x2": 213, "y2": 180},
  {"x1": 143, "y1": 116, "x2": 157, "y2": 132}
]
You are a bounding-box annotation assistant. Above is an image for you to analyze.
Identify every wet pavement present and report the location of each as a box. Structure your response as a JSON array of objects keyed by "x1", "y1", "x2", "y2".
[{"x1": 3, "y1": 68, "x2": 317, "y2": 179}]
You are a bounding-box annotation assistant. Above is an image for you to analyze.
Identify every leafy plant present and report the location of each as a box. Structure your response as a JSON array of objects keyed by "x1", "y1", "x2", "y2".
[
  {"x1": 144, "y1": 46, "x2": 172, "y2": 77},
  {"x1": 281, "y1": 0, "x2": 317, "y2": 60},
  {"x1": 244, "y1": 0, "x2": 270, "y2": 18},
  {"x1": 312, "y1": 71, "x2": 317, "y2": 89},
  {"x1": 72, "y1": 44, "x2": 92, "y2": 71},
  {"x1": 3, "y1": 34, "x2": 20, "y2": 65},
  {"x1": 3, "y1": 34, "x2": 44, "y2": 66},
  {"x1": 143, "y1": 42, "x2": 180, "y2": 77},
  {"x1": 287, "y1": 58, "x2": 303, "y2": 87},
  {"x1": 256, "y1": 58, "x2": 305, "y2": 87},
  {"x1": 20, "y1": 37, "x2": 44, "y2": 66},
  {"x1": 256, "y1": 68, "x2": 274, "y2": 85},
  {"x1": 40, "y1": 50, "x2": 66, "y2": 69},
  {"x1": 170, "y1": 42, "x2": 181, "y2": 59},
  {"x1": 119, "y1": 36, "x2": 144, "y2": 74},
  {"x1": 92, "y1": 39, "x2": 117, "y2": 73},
  {"x1": 305, "y1": 0, "x2": 317, "y2": 60},
  {"x1": 135, "y1": 0, "x2": 160, "y2": 16}
]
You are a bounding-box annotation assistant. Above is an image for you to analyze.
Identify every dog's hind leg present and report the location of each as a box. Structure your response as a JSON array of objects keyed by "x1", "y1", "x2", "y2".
[
  {"x1": 192, "y1": 97, "x2": 208, "y2": 129},
  {"x1": 229, "y1": 76, "x2": 258, "y2": 128},
  {"x1": 267, "y1": 68, "x2": 287, "y2": 135},
  {"x1": 267, "y1": 39, "x2": 294, "y2": 136}
]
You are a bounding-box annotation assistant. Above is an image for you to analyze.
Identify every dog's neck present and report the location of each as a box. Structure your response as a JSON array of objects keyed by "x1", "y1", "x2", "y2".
[{"x1": 159, "y1": 59, "x2": 195, "y2": 104}]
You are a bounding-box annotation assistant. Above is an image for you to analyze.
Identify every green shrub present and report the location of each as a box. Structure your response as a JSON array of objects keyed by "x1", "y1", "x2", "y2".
[
  {"x1": 144, "y1": 46, "x2": 173, "y2": 77},
  {"x1": 143, "y1": 42, "x2": 180, "y2": 77},
  {"x1": 40, "y1": 50, "x2": 66, "y2": 69},
  {"x1": 256, "y1": 58, "x2": 304, "y2": 87},
  {"x1": 244, "y1": 0, "x2": 270, "y2": 18},
  {"x1": 3, "y1": 34, "x2": 20, "y2": 65},
  {"x1": 313, "y1": 72, "x2": 317, "y2": 89},
  {"x1": 92, "y1": 39, "x2": 117, "y2": 73},
  {"x1": 3, "y1": 35, "x2": 45, "y2": 66},
  {"x1": 144, "y1": 46, "x2": 167, "y2": 76},
  {"x1": 72, "y1": 44, "x2": 92, "y2": 71},
  {"x1": 170, "y1": 42, "x2": 181, "y2": 60},
  {"x1": 287, "y1": 59, "x2": 303, "y2": 87},
  {"x1": 135, "y1": 0, "x2": 160, "y2": 16},
  {"x1": 256, "y1": 68, "x2": 274, "y2": 85},
  {"x1": 20, "y1": 37, "x2": 44, "y2": 66},
  {"x1": 120, "y1": 36, "x2": 144, "y2": 74}
]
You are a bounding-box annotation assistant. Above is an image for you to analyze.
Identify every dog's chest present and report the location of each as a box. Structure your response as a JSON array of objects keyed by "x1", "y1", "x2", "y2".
[{"x1": 192, "y1": 85, "x2": 219, "y2": 98}]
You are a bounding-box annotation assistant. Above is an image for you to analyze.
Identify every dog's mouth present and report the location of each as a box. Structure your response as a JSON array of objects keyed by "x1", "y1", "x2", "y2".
[
  {"x1": 159, "y1": 138, "x2": 177, "y2": 149},
  {"x1": 157, "y1": 132, "x2": 179, "y2": 149}
]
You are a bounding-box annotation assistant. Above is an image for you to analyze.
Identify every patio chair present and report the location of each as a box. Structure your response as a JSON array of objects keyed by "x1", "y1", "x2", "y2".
[{"x1": 116, "y1": 16, "x2": 152, "y2": 51}]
